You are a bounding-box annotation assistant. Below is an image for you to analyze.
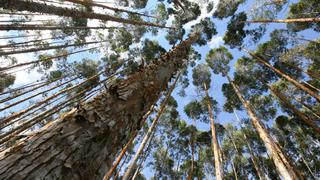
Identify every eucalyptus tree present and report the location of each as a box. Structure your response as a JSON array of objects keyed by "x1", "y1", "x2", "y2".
[
  {"x1": 206, "y1": 46, "x2": 302, "y2": 179},
  {"x1": 0, "y1": 16, "x2": 215, "y2": 177},
  {"x1": 189, "y1": 63, "x2": 224, "y2": 179}
]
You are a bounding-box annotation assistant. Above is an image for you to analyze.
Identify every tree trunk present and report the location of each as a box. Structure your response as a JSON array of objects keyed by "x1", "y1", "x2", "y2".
[
  {"x1": 269, "y1": 86, "x2": 320, "y2": 134},
  {"x1": 243, "y1": 130, "x2": 266, "y2": 180},
  {"x1": 1, "y1": 47, "x2": 98, "y2": 72},
  {"x1": 64, "y1": 0, "x2": 155, "y2": 18},
  {"x1": 0, "y1": 40, "x2": 105, "y2": 56},
  {"x1": 244, "y1": 18, "x2": 320, "y2": 23},
  {"x1": 103, "y1": 105, "x2": 154, "y2": 180},
  {"x1": 243, "y1": 48, "x2": 320, "y2": 102},
  {"x1": 187, "y1": 138, "x2": 195, "y2": 180},
  {"x1": 232, "y1": 110, "x2": 266, "y2": 179},
  {"x1": 122, "y1": 73, "x2": 180, "y2": 180},
  {"x1": 0, "y1": 0, "x2": 171, "y2": 29},
  {"x1": 0, "y1": 24, "x2": 122, "y2": 31},
  {"x1": 0, "y1": 33, "x2": 198, "y2": 179},
  {"x1": 293, "y1": 97, "x2": 320, "y2": 118},
  {"x1": 203, "y1": 83, "x2": 224, "y2": 180},
  {"x1": 231, "y1": 159, "x2": 239, "y2": 180},
  {"x1": 226, "y1": 74, "x2": 303, "y2": 180}
]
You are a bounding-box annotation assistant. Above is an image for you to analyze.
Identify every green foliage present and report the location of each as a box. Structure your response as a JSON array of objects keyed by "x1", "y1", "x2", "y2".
[
  {"x1": 206, "y1": 46, "x2": 233, "y2": 76},
  {"x1": 0, "y1": 73, "x2": 15, "y2": 93},
  {"x1": 192, "y1": 63, "x2": 211, "y2": 90},
  {"x1": 287, "y1": 0, "x2": 320, "y2": 32},
  {"x1": 223, "y1": 12, "x2": 247, "y2": 48},
  {"x1": 213, "y1": 0, "x2": 246, "y2": 19},
  {"x1": 189, "y1": 17, "x2": 217, "y2": 46}
]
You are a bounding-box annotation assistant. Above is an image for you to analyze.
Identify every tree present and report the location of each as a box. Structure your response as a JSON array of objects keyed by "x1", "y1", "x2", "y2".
[
  {"x1": 206, "y1": 46, "x2": 302, "y2": 179},
  {"x1": 190, "y1": 63, "x2": 224, "y2": 180},
  {"x1": 0, "y1": 30, "x2": 202, "y2": 179}
]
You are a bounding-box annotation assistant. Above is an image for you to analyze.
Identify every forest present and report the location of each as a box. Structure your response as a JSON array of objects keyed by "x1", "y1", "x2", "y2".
[{"x1": 0, "y1": 0, "x2": 319, "y2": 179}]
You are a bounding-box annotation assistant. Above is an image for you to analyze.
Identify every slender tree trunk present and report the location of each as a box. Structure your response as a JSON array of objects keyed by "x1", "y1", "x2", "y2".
[
  {"x1": 232, "y1": 110, "x2": 266, "y2": 179},
  {"x1": 231, "y1": 159, "x2": 239, "y2": 180},
  {"x1": 243, "y1": 48, "x2": 320, "y2": 102},
  {"x1": 113, "y1": 155, "x2": 127, "y2": 180},
  {"x1": 0, "y1": 24, "x2": 123, "y2": 31},
  {"x1": 244, "y1": 18, "x2": 320, "y2": 23},
  {"x1": 299, "y1": 154, "x2": 317, "y2": 179},
  {"x1": 269, "y1": 86, "x2": 320, "y2": 134},
  {"x1": 293, "y1": 97, "x2": 320, "y2": 118},
  {"x1": 0, "y1": 76, "x2": 78, "y2": 112},
  {"x1": 243, "y1": 131, "x2": 266, "y2": 180},
  {"x1": 64, "y1": 0, "x2": 155, "y2": 18},
  {"x1": 0, "y1": 0, "x2": 172, "y2": 29},
  {"x1": 1, "y1": 47, "x2": 98, "y2": 72},
  {"x1": 187, "y1": 138, "x2": 195, "y2": 180},
  {"x1": 204, "y1": 83, "x2": 224, "y2": 180},
  {"x1": 280, "y1": 61, "x2": 320, "y2": 80},
  {"x1": 0, "y1": 40, "x2": 105, "y2": 56},
  {"x1": 131, "y1": 130, "x2": 155, "y2": 180},
  {"x1": 226, "y1": 74, "x2": 303, "y2": 180},
  {"x1": 122, "y1": 73, "x2": 180, "y2": 180},
  {"x1": 0, "y1": 75, "x2": 66, "y2": 105},
  {"x1": 0, "y1": 32, "x2": 197, "y2": 179}
]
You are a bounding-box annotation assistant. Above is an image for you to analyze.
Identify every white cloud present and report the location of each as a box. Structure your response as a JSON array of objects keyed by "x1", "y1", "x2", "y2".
[{"x1": 208, "y1": 35, "x2": 223, "y2": 48}]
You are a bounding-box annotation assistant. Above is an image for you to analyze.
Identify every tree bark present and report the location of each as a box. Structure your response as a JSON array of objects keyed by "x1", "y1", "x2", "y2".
[
  {"x1": 204, "y1": 83, "x2": 224, "y2": 180},
  {"x1": 122, "y1": 73, "x2": 180, "y2": 180},
  {"x1": 244, "y1": 18, "x2": 320, "y2": 23},
  {"x1": 0, "y1": 0, "x2": 171, "y2": 29},
  {"x1": 103, "y1": 105, "x2": 155, "y2": 180},
  {"x1": 231, "y1": 159, "x2": 239, "y2": 180},
  {"x1": 269, "y1": 86, "x2": 320, "y2": 134},
  {"x1": 226, "y1": 75, "x2": 303, "y2": 180},
  {"x1": 0, "y1": 32, "x2": 197, "y2": 179},
  {"x1": 243, "y1": 48, "x2": 320, "y2": 102}
]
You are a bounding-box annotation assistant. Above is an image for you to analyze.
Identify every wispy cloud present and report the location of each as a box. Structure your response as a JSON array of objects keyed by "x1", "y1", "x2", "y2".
[{"x1": 208, "y1": 35, "x2": 223, "y2": 48}]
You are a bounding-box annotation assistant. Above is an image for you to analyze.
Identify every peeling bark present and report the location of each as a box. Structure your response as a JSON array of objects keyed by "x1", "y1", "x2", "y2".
[{"x1": 0, "y1": 34, "x2": 198, "y2": 179}]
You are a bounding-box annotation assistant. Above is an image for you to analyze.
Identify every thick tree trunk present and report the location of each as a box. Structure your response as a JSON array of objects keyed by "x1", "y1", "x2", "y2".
[
  {"x1": 244, "y1": 18, "x2": 320, "y2": 23},
  {"x1": 243, "y1": 48, "x2": 320, "y2": 102},
  {"x1": 204, "y1": 83, "x2": 224, "y2": 180},
  {"x1": 226, "y1": 75, "x2": 303, "y2": 180},
  {"x1": 0, "y1": 0, "x2": 171, "y2": 29},
  {"x1": 103, "y1": 105, "x2": 154, "y2": 180},
  {"x1": 122, "y1": 73, "x2": 180, "y2": 180},
  {"x1": 0, "y1": 33, "x2": 198, "y2": 179},
  {"x1": 269, "y1": 86, "x2": 320, "y2": 134}
]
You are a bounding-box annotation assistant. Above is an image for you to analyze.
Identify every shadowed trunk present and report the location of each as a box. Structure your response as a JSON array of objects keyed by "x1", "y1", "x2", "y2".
[{"x1": 0, "y1": 34, "x2": 198, "y2": 180}]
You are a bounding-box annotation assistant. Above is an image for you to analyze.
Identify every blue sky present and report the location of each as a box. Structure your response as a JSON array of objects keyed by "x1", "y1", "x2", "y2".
[{"x1": 0, "y1": 0, "x2": 319, "y2": 178}]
